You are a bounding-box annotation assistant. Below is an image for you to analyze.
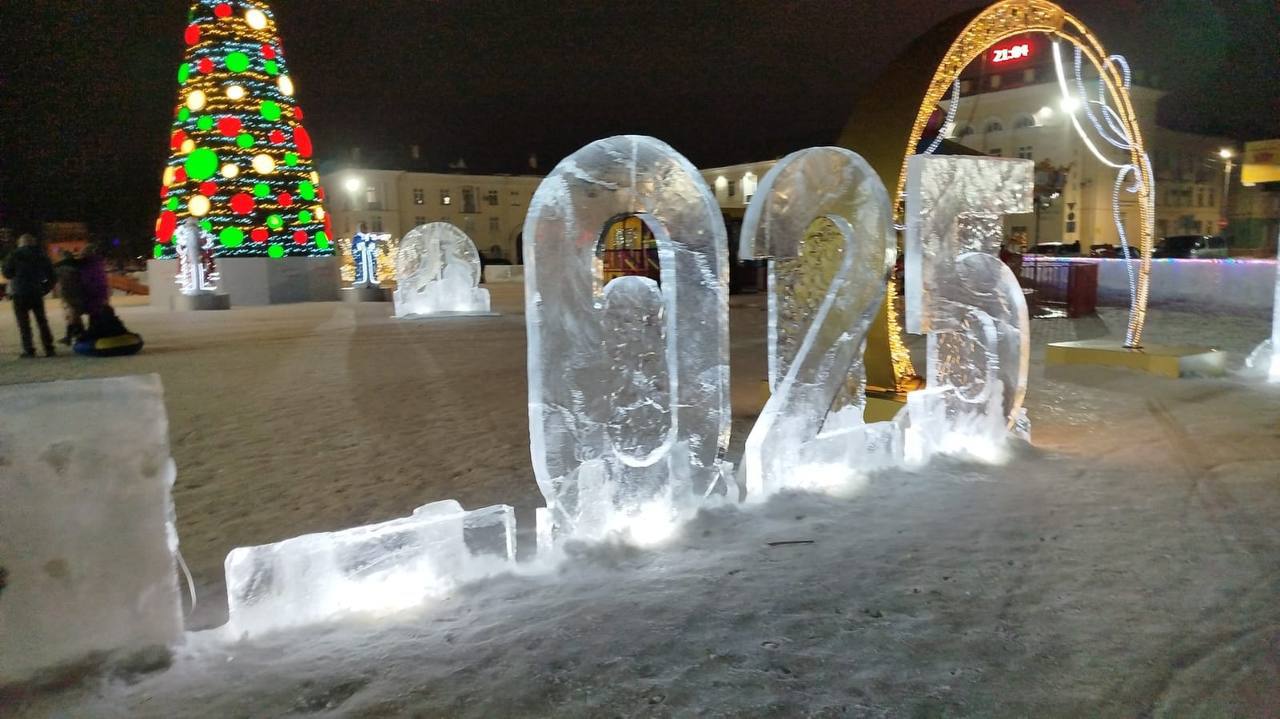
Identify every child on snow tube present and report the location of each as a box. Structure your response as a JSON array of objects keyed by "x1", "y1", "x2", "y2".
[{"x1": 73, "y1": 306, "x2": 144, "y2": 357}]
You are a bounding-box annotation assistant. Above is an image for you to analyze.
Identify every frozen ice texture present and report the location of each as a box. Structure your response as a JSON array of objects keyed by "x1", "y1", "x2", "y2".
[
  {"x1": 737, "y1": 147, "x2": 902, "y2": 498},
  {"x1": 224, "y1": 501, "x2": 515, "y2": 638},
  {"x1": 352, "y1": 231, "x2": 389, "y2": 287},
  {"x1": 175, "y1": 217, "x2": 220, "y2": 294},
  {"x1": 393, "y1": 223, "x2": 491, "y2": 316},
  {"x1": 523, "y1": 135, "x2": 732, "y2": 550},
  {"x1": 1251, "y1": 241, "x2": 1280, "y2": 382},
  {"x1": 0, "y1": 375, "x2": 183, "y2": 683},
  {"x1": 903, "y1": 155, "x2": 1033, "y2": 461}
]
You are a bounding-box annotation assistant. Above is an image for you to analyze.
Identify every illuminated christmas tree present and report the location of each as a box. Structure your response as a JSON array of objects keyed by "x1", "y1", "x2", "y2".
[{"x1": 154, "y1": 1, "x2": 331, "y2": 260}]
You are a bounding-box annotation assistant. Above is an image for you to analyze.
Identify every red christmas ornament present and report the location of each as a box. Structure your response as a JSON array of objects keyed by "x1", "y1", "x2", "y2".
[
  {"x1": 294, "y1": 126, "x2": 313, "y2": 158},
  {"x1": 292, "y1": 106, "x2": 304, "y2": 120},
  {"x1": 316, "y1": 186, "x2": 325, "y2": 200},
  {"x1": 217, "y1": 117, "x2": 242, "y2": 137},
  {"x1": 198, "y1": 181, "x2": 218, "y2": 197},
  {"x1": 251, "y1": 228, "x2": 269, "y2": 243},
  {"x1": 293, "y1": 230, "x2": 308, "y2": 245},
  {"x1": 214, "y1": 3, "x2": 232, "y2": 18},
  {"x1": 175, "y1": 167, "x2": 188, "y2": 183},
  {"x1": 261, "y1": 44, "x2": 276, "y2": 59},
  {"x1": 184, "y1": 24, "x2": 201, "y2": 45},
  {"x1": 230, "y1": 193, "x2": 255, "y2": 215},
  {"x1": 324, "y1": 215, "x2": 333, "y2": 238},
  {"x1": 160, "y1": 186, "x2": 169, "y2": 199},
  {"x1": 277, "y1": 192, "x2": 293, "y2": 207},
  {"x1": 156, "y1": 211, "x2": 178, "y2": 244},
  {"x1": 170, "y1": 130, "x2": 187, "y2": 151},
  {"x1": 268, "y1": 129, "x2": 286, "y2": 144},
  {"x1": 198, "y1": 57, "x2": 214, "y2": 74}
]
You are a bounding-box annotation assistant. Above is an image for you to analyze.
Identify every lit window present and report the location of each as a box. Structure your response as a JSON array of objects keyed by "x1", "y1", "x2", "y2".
[
  {"x1": 413, "y1": 188, "x2": 425, "y2": 205},
  {"x1": 727, "y1": 180, "x2": 736, "y2": 198},
  {"x1": 441, "y1": 189, "x2": 452, "y2": 206},
  {"x1": 365, "y1": 186, "x2": 377, "y2": 205},
  {"x1": 742, "y1": 172, "x2": 758, "y2": 202}
]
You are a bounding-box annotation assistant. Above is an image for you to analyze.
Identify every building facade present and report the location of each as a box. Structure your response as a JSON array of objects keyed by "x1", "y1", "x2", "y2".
[{"x1": 319, "y1": 168, "x2": 544, "y2": 263}]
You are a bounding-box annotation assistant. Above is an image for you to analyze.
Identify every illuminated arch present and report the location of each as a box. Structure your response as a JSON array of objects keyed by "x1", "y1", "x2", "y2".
[{"x1": 896, "y1": 0, "x2": 1155, "y2": 352}]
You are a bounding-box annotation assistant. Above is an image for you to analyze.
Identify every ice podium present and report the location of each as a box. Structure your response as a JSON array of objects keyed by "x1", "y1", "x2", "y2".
[{"x1": 0, "y1": 140, "x2": 1073, "y2": 680}]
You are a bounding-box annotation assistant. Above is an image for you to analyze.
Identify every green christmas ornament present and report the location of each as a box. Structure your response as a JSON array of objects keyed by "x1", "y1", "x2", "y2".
[{"x1": 184, "y1": 147, "x2": 219, "y2": 180}]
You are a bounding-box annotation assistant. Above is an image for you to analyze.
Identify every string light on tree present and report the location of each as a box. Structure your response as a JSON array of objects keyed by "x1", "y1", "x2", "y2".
[{"x1": 154, "y1": 0, "x2": 333, "y2": 260}]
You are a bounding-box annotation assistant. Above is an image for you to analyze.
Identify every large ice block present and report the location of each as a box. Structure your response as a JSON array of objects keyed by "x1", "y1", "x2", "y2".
[
  {"x1": 523, "y1": 135, "x2": 733, "y2": 551},
  {"x1": 903, "y1": 155, "x2": 1033, "y2": 462},
  {"x1": 1248, "y1": 240, "x2": 1280, "y2": 382},
  {"x1": 0, "y1": 375, "x2": 183, "y2": 683},
  {"x1": 224, "y1": 501, "x2": 514, "y2": 638},
  {"x1": 738, "y1": 147, "x2": 902, "y2": 498},
  {"x1": 393, "y1": 222, "x2": 491, "y2": 316}
]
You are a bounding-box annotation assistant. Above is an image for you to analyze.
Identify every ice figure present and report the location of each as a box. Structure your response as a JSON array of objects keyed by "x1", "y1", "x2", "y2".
[
  {"x1": 224, "y1": 501, "x2": 515, "y2": 638},
  {"x1": 738, "y1": 147, "x2": 903, "y2": 498},
  {"x1": 175, "y1": 217, "x2": 219, "y2": 294},
  {"x1": 524, "y1": 135, "x2": 733, "y2": 551},
  {"x1": 0, "y1": 375, "x2": 183, "y2": 683},
  {"x1": 393, "y1": 222, "x2": 492, "y2": 316},
  {"x1": 903, "y1": 155, "x2": 1034, "y2": 462},
  {"x1": 1246, "y1": 238, "x2": 1280, "y2": 383},
  {"x1": 352, "y1": 227, "x2": 389, "y2": 287}
]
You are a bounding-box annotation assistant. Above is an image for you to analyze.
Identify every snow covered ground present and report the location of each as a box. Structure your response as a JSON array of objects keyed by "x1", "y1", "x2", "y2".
[{"x1": 1, "y1": 288, "x2": 1278, "y2": 717}]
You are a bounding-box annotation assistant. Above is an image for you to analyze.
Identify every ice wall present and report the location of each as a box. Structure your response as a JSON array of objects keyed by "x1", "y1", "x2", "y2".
[
  {"x1": 393, "y1": 223, "x2": 491, "y2": 316},
  {"x1": 523, "y1": 135, "x2": 733, "y2": 550},
  {"x1": 224, "y1": 501, "x2": 515, "y2": 638},
  {"x1": 738, "y1": 147, "x2": 902, "y2": 497},
  {"x1": 903, "y1": 155, "x2": 1034, "y2": 462},
  {"x1": 0, "y1": 375, "x2": 183, "y2": 683}
]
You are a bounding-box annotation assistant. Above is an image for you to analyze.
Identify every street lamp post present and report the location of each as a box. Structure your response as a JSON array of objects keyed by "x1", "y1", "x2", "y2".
[{"x1": 1218, "y1": 148, "x2": 1234, "y2": 233}]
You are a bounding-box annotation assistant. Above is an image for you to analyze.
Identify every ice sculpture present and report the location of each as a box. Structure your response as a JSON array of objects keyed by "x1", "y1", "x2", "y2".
[
  {"x1": 175, "y1": 217, "x2": 219, "y2": 294},
  {"x1": 738, "y1": 147, "x2": 902, "y2": 498},
  {"x1": 903, "y1": 155, "x2": 1034, "y2": 462},
  {"x1": 224, "y1": 501, "x2": 515, "y2": 638},
  {"x1": 0, "y1": 375, "x2": 183, "y2": 683},
  {"x1": 393, "y1": 223, "x2": 492, "y2": 316},
  {"x1": 352, "y1": 228, "x2": 389, "y2": 287},
  {"x1": 524, "y1": 135, "x2": 733, "y2": 551},
  {"x1": 1246, "y1": 240, "x2": 1280, "y2": 382}
]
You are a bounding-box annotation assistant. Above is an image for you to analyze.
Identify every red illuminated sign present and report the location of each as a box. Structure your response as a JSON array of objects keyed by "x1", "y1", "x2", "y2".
[{"x1": 991, "y1": 42, "x2": 1032, "y2": 63}]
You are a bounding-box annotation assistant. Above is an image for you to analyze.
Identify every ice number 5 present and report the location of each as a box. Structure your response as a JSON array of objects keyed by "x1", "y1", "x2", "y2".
[
  {"x1": 903, "y1": 155, "x2": 1034, "y2": 454},
  {"x1": 739, "y1": 147, "x2": 896, "y2": 498},
  {"x1": 522, "y1": 135, "x2": 733, "y2": 549}
]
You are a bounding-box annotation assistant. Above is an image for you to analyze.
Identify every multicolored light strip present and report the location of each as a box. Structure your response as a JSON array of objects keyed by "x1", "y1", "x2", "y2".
[{"x1": 154, "y1": 0, "x2": 331, "y2": 260}]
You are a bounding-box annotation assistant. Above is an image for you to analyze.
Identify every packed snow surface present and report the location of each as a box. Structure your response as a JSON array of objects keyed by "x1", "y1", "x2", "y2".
[{"x1": 1, "y1": 287, "x2": 1277, "y2": 717}]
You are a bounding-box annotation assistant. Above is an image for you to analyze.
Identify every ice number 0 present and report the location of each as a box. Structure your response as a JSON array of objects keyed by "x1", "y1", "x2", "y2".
[
  {"x1": 739, "y1": 147, "x2": 898, "y2": 498},
  {"x1": 522, "y1": 136, "x2": 733, "y2": 550},
  {"x1": 903, "y1": 155, "x2": 1034, "y2": 458}
]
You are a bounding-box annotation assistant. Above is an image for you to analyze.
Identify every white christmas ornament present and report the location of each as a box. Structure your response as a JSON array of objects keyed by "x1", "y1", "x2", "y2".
[{"x1": 393, "y1": 223, "x2": 490, "y2": 316}]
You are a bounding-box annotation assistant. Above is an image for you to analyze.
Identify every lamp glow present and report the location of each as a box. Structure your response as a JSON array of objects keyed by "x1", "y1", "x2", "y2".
[
  {"x1": 252, "y1": 153, "x2": 276, "y2": 175},
  {"x1": 245, "y1": 8, "x2": 268, "y2": 30},
  {"x1": 186, "y1": 89, "x2": 206, "y2": 111},
  {"x1": 220, "y1": 163, "x2": 239, "y2": 179},
  {"x1": 344, "y1": 177, "x2": 363, "y2": 194},
  {"x1": 226, "y1": 84, "x2": 246, "y2": 100},
  {"x1": 188, "y1": 194, "x2": 211, "y2": 217},
  {"x1": 278, "y1": 75, "x2": 294, "y2": 96},
  {"x1": 1218, "y1": 148, "x2": 1234, "y2": 160}
]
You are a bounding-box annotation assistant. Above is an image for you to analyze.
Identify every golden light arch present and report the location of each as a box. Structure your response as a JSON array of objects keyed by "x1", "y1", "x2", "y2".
[{"x1": 880, "y1": 0, "x2": 1156, "y2": 388}]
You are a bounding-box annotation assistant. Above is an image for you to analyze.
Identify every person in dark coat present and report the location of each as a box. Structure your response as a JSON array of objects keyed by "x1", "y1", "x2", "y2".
[
  {"x1": 2, "y1": 235, "x2": 57, "y2": 357},
  {"x1": 54, "y1": 250, "x2": 86, "y2": 344}
]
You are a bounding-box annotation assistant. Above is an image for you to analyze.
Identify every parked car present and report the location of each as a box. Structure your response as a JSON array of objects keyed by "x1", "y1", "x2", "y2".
[
  {"x1": 1089, "y1": 244, "x2": 1141, "y2": 259},
  {"x1": 1026, "y1": 241, "x2": 1081, "y2": 257},
  {"x1": 1152, "y1": 235, "x2": 1228, "y2": 259}
]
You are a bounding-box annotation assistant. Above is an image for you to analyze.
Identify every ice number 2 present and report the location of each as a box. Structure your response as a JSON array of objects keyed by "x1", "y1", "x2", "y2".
[
  {"x1": 903, "y1": 155, "x2": 1034, "y2": 451},
  {"x1": 739, "y1": 147, "x2": 897, "y2": 498},
  {"x1": 522, "y1": 136, "x2": 733, "y2": 549}
]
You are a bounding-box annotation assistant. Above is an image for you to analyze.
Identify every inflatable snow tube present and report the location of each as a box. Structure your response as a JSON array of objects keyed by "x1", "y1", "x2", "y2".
[{"x1": 73, "y1": 332, "x2": 144, "y2": 357}]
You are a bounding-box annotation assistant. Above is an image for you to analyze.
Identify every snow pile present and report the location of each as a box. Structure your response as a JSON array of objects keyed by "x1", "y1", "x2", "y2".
[{"x1": 0, "y1": 375, "x2": 183, "y2": 684}]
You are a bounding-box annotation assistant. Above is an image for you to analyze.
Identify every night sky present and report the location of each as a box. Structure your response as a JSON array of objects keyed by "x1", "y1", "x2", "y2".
[{"x1": 1, "y1": 0, "x2": 1276, "y2": 252}]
